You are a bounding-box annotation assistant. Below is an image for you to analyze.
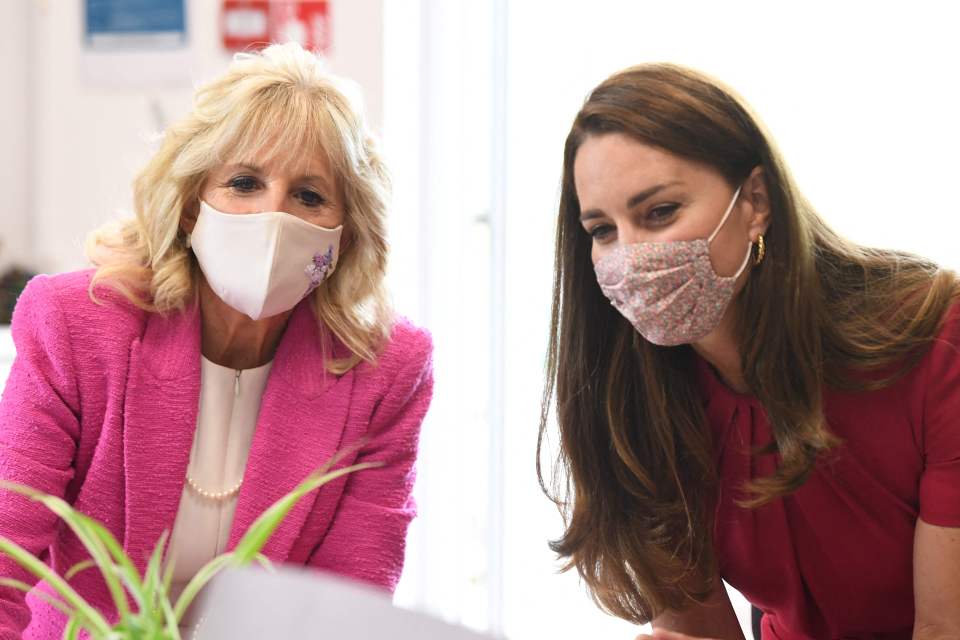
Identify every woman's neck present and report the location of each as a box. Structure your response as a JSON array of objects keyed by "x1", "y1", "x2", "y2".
[
  {"x1": 197, "y1": 277, "x2": 292, "y2": 370},
  {"x1": 692, "y1": 306, "x2": 749, "y2": 393}
]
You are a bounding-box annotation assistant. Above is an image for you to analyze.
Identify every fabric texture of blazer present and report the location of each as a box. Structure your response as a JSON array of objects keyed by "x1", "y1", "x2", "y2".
[{"x1": 0, "y1": 270, "x2": 433, "y2": 639}]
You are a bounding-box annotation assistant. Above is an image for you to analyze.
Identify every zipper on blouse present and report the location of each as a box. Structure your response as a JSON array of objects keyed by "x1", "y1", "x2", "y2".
[{"x1": 234, "y1": 369, "x2": 241, "y2": 397}]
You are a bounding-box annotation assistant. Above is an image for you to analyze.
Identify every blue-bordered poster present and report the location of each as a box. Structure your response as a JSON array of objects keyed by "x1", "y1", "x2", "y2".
[{"x1": 84, "y1": 0, "x2": 187, "y2": 50}]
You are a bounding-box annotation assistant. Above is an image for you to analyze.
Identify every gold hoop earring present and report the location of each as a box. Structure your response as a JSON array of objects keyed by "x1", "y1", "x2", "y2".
[{"x1": 754, "y1": 234, "x2": 766, "y2": 266}]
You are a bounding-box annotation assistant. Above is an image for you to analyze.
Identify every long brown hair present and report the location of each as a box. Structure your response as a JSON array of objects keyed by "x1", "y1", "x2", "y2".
[{"x1": 538, "y1": 63, "x2": 960, "y2": 623}]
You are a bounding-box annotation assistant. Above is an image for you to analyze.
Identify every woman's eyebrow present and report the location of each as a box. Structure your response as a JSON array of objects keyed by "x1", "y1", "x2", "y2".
[
  {"x1": 580, "y1": 180, "x2": 683, "y2": 222},
  {"x1": 625, "y1": 180, "x2": 683, "y2": 209},
  {"x1": 300, "y1": 174, "x2": 334, "y2": 192},
  {"x1": 221, "y1": 163, "x2": 263, "y2": 174}
]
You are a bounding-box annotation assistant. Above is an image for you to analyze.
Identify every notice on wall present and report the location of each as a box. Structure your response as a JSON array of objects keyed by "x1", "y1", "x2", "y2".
[
  {"x1": 221, "y1": 1, "x2": 331, "y2": 54},
  {"x1": 84, "y1": 0, "x2": 188, "y2": 51},
  {"x1": 81, "y1": 0, "x2": 192, "y2": 88}
]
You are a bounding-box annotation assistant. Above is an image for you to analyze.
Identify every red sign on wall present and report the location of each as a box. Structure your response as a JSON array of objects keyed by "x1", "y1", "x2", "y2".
[
  {"x1": 222, "y1": 1, "x2": 270, "y2": 51},
  {"x1": 222, "y1": 1, "x2": 330, "y2": 54}
]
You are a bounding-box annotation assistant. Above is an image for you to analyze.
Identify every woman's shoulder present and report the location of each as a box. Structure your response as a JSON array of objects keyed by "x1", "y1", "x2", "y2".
[
  {"x1": 15, "y1": 268, "x2": 149, "y2": 345},
  {"x1": 889, "y1": 297, "x2": 960, "y2": 408},
  {"x1": 382, "y1": 316, "x2": 433, "y2": 365},
  {"x1": 926, "y1": 298, "x2": 960, "y2": 365},
  {"x1": 377, "y1": 315, "x2": 432, "y2": 377},
  {"x1": 351, "y1": 315, "x2": 432, "y2": 384},
  {"x1": 938, "y1": 298, "x2": 960, "y2": 338}
]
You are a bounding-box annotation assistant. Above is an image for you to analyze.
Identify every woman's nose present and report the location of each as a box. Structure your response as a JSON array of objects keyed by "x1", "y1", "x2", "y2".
[
  {"x1": 258, "y1": 183, "x2": 288, "y2": 213},
  {"x1": 617, "y1": 222, "x2": 643, "y2": 246}
]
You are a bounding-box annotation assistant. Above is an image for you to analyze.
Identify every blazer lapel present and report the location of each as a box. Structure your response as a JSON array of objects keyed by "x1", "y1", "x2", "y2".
[
  {"x1": 226, "y1": 301, "x2": 355, "y2": 557},
  {"x1": 122, "y1": 304, "x2": 201, "y2": 571}
]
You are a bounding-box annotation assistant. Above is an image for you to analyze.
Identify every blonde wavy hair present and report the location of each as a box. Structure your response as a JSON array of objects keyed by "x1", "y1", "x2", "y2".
[{"x1": 87, "y1": 42, "x2": 392, "y2": 373}]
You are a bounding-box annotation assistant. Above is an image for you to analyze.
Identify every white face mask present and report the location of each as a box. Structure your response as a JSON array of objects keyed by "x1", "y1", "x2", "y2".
[{"x1": 190, "y1": 201, "x2": 343, "y2": 320}]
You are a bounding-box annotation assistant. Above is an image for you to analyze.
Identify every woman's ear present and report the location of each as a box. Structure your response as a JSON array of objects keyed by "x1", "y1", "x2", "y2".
[{"x1": 744, "y1": 165, "x2": 771, "y2": 241}]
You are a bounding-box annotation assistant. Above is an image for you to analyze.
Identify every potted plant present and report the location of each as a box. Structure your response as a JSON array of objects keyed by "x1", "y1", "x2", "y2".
[{"x1": 0, "y1": 450, "x2": 377, "y2": 639}]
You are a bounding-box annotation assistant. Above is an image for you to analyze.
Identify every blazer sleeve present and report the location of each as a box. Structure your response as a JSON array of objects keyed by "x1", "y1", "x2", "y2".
[
  {"x1": 307, "y1": 328, "x2": 433, "y2": 593},
  {"x1": 0, "y1": 276, "x2": 81, "y2": 639},
  {"x1": 918, "y1": 302, "x2": 960, "y2": 527}
]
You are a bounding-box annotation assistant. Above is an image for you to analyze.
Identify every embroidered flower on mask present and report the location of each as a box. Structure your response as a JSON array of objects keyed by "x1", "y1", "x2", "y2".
[{"x1": 304, "y1": 245, "x2": 335, "y2": 294}]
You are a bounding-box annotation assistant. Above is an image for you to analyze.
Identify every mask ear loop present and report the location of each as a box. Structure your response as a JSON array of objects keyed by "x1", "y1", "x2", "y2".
[
  {"x1": 707, "y1": 185, "x2": 743, "y2": 244},
  {"x1": 707, "y1": 185, "x2": 752, "y2": 279}
]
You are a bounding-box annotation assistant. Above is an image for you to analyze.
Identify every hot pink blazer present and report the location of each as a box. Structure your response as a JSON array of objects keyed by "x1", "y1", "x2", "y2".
[{"x1": 0, "y1": 270, "x2": 433, "y2": 639}]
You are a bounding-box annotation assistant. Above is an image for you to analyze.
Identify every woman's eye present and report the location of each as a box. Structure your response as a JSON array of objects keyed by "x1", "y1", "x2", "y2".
[
  {"x1": 588, "y1": 224, "x2": 614, "y2": 241},
  {"x1": 647, "y1": 203, "x2": 679, "y2": 224},
  {"x1": 296, "y1": 189, "x2": 327, "y2": 208},
  {"x1": 228, "y1": 176, "x2": 260, "y2": 193}
]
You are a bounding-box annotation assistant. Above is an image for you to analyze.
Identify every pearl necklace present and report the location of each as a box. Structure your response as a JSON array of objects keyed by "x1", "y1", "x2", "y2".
[
  {"x1": 185, "y1": 473, "x2": 243, "y2": 501},
  {"x1": 184, "y1": 367, "x2": 247, "y2": 501}
]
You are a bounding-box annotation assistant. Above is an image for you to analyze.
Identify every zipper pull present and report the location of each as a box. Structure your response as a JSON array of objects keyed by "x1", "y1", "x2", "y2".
[{"x1": 234, "y1": 369, "x2": 241, "y2": 397}]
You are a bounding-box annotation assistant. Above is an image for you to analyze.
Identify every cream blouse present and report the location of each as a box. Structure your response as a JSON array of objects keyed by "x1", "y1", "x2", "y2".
[{"x1": 167, "y1": 355, "x2": 272, "y2": 602}]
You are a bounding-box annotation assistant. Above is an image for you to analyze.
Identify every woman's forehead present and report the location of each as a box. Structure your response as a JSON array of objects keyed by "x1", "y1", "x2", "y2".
[{"x1": 221, "y1": 109, "x2": 336, "y2": 162}]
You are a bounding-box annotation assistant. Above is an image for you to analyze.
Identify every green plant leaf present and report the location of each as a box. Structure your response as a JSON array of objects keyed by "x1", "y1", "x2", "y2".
[
  {"x1": 63, "y1": 553, "x2": 144, "y2": 616},
  {"x1": 0, "y1": 537, "x2": 111, "y2": 635},
  {"x1": 79, "y1": 514, "x2": 146, "y2": 611},
  {"x1": 63, "y1": 614, "x2": 80, "y2": 640},
  {"x1": 232, "y1": 461, "x2": 381, "y2": 564},
  {"x1": 143, "y1": 530, "x2": 170, "y2": 624},
  {"x1": 172, "y1": 553, "x2": 234, "y2": 623},
  {"x1": 159, "y1": 585, "x2": 182, "y2": 640},
  {"x1": 0, "y1": 578, "x2": 107, "y2": 640},
  {"x1": 0, "y1": 577, "x2": 76, "y2": 620},
  {"x1": 172, "y1": 459, "x2": 378, "y2": 619},
  {"x1": 161, "y1": 553, "x2": 176, "y2": 614},
  {"x1": 0, "y1": 482, "x2": 133, "y2": 624},
  {"x1": 64, "y1": 559, "x2": 97, "y2": 581},
  {"x1": 253, "y1": 553, "x2": 274, "y2": 572},
  {"x1": 311, "y1": 438, "x2": 367, "y2": 476},
  {"x1": 1, "y1": 453, "x2": 374, "y2": 640}
]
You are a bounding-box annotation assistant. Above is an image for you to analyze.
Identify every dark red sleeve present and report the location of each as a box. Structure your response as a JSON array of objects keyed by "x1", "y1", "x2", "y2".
[{"x1": 918, "y1": 302, "x2": 960, "y2": 526}]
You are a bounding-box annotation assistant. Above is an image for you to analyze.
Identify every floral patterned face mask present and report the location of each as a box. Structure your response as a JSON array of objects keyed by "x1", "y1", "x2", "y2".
[
  {"x1": 593, "y1": 186, "x2": 751, "y2": 346},
  {"x1": 191, "y1": 201, "x2": 343, "y2": 320}
]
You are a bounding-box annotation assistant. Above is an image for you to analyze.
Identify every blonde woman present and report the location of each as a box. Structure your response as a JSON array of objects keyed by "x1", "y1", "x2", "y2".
[
  {"x1": 0, "y1": 43, "x2": 432, "y2": 637},
  {"x1": 540, "y1": 64, "x2": 960, "y2": 639}
]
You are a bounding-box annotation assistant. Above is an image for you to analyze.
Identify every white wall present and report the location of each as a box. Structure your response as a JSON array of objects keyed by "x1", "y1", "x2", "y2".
[
  {"x1": 385, "y1": 0, "x2": 500, "y2": 631},
  {"x1": 0, "y1": 326, "x2": 13, "y2": 390},
  {"x1": 0, "y1": 1, "x2": 33, "y2": 273},
  {"x1": 5, "y1": 0, "x2": 383, "y2": 276}
]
